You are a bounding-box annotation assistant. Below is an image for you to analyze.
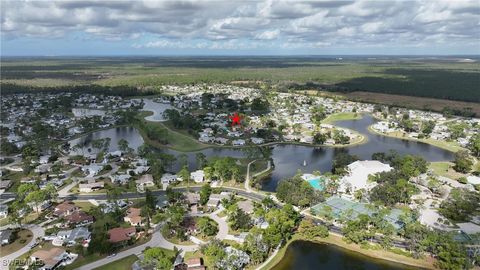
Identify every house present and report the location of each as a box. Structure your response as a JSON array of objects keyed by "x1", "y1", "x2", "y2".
[
  {"x1": 0, "y1": 229, "x2": 12, "y2": 245},
  {"x1": 108, "y1": 227, "x2": 136, "y2": 243},
  {"x1": 81, "y1": 164, "x2": 103, "y2": 177},
  {"x1": 110, "y1": 174, "x2": 131, "y2": 185},
  {"x1": 232, "y1": 139, "x2": 246, "y2": 146},
  {"x1": 161, "y1": 173, "x2": 178, "y2": 189},
  {"x1": 52, "y1": 227, "x2": 91, "y2": 247},
  {"x1": 237, "y1": 200, "x2": 254, "y2": 214},
  {"x1": 35, "y1": 164, "x2": 52, "y2": 174},
  {"x1": 250, "y1": 137, "x2": 264, "y2": 144},
  {"x1": 78, "y1": 181, "x2": 104, "y2": 193},
  {"x1": 338, "y1": 160, "x2": 393, "y2": 197},
  {"x1": 135, "y1": 174, "x2": 155, "y2": 192},
  {"x1": 215, "y1": 137, "x2": 229, "y2": 145},
  {"x1": 124, "y1": 208, "x2": 143, "y2": 226},
  {"x1": 0, "y1": 180, "x2": 12, "y2": 191},
  {"x1": 65, "y1": 211, "x2": 94, "y2": 226},
  {"x1": 185, "y1": 193, "x2": 200, "y2": 206},
  {"x1": 186, "y1": 258, "x2": 205, "y2": 270},
  {"x1": 30, "y1": 247, "x2": 71, "y2": 270},
  {"x1": 0, "y1": 204, "x2": 8, "y2": 218},
  {"x1": 191, "y1": 170, "x2": 205, "y2": 183},
  {"x1": 206, "y1": 192, "x2": 231, "y2": 208},
  {"x1": 54, "y1": 201, "x2": 79, "y2": 217}
]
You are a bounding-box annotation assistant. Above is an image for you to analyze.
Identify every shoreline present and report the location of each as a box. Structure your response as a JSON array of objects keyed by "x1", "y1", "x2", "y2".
[
  {"x1": 264, "y1": 234, "x2": 435, "y2": 270},
  {"x1": 367, "y1": 125, "x2": 463, "y2": 153}
]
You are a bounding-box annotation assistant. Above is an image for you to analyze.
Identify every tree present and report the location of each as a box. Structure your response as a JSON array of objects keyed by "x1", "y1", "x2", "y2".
[
  {"x1": 197, "y1": 217, "x2": 218, "y2": 236},
  {"x1": 243, "y1": 227, "x2": 270, "y2": 264},
  {"x1": 201, "y1": 239, "x2": 226, "y2": 266},
  {"x1": 117, "y1": 139, "x2": 130, "y2": 153},
  {"x1": 468, "y1": 133, "x2": 480, "y2": 157},
  {"x1": 333, "y1": 130, "x2": 350, "y2": 145},
  {"x1": 196, "y1": 153, "x2": 207, "y2": 169},
  {"x1": 276, "y1": 175, "x2": 322, "y2": 207},
  {"x1": 25, "y1": 190, "x2": 47, "y2": 214},
  {"x1": 199, "y1": 184, "x2": 212, "y2": 205},
  {"x1": 298, "y1": 219, "x2": 329, "y2": 239},
  {"x1": 453, "y1": 150, "x2": 473, "y2": 173},
  {"x1": 143, "y1": 247, "x2": 174, "y2": 270},
  {"x1": 332, "y1": 152, "x2": 359, "y2": 175},
  {"x1": 228, "y1": 207, "x2": 252, "y2": 231},
  {"x1": 145, "y1": 188, "x2": 156, "y2": 210},
  {"x1": 313, "y1": 132, "x2": 328, "y2": 144},
  {"x1": 178, "y1": 166, "x2": 190, "y2": 186},
  {"x1": 422, "y1": 120, "x2": 435, "y2": 136},
  {"x1": 439, "y1": 188, "x2": 480, "y2": 222}
]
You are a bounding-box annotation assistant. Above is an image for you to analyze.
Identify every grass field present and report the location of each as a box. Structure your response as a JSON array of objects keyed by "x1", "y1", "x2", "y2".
[
  {"x1": 135, "y1": 111, "x2": 209, "y2": 152},
  {"x1": 429, "y1": 162, "x2": 466, "y2": 179},
  {"x1": 322, "y1": 112, "x2": 363, "y2": 124},
  {"x1": 93, "y1": 255, "x2": 138, "y2": 270}
]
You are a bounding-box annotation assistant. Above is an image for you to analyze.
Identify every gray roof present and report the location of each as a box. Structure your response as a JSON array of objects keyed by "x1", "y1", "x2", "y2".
[{"x1": 0, "y1": 230, "x2": 12, "y2": 242}]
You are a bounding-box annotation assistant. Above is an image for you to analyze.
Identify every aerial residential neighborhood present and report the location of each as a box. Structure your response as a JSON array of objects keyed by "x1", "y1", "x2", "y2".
[{"x1": 1, "y1": 1, "x2": 480, "y2": 270}]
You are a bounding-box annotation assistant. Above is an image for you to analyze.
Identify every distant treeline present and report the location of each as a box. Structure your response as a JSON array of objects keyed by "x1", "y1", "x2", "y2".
[
  {"x1": 0, "y1": 83, "x2": 155, "y2": 97},
  {"x1": 285, "y1": 69, "x2": 480, "y2": 103},
  {"x1": 336, "y1": 69, "x2": 480, "y2": 103}
]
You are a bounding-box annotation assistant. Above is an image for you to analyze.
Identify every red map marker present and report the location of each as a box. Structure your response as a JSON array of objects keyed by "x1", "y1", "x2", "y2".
[{"x1": 229, "y1": 112, "x2": 242, "y2": 127}]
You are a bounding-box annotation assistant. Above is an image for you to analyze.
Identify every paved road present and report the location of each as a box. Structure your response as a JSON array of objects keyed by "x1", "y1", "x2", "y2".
[{"x1": 0, "y1": 224, "x2": 45, "y2": 270}]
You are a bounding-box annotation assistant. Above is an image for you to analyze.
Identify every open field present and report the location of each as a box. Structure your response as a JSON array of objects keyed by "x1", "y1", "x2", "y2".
[
  {"x1": 321, "y1": 112, "x2": 362, "y2": 124},
  {"x1": 2, "y1": 56, "x2": 479, "y2": 104}
]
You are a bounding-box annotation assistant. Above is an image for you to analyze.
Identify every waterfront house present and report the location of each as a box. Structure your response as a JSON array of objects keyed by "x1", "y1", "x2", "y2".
[
  {"x1": 338, "y1": 160, "x2": 393, "y2": 198},
  {"x1": 191, "y1": 170, "x2": 205, "y2": 183}
]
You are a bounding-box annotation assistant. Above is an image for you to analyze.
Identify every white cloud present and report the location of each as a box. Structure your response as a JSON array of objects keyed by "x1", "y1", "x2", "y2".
[
  {"x1": 1, "y1": 0, "x2": 478, "y2": 52},
  {"x1": 255, "y1": 29, "x2": 280, "y2": 40}
]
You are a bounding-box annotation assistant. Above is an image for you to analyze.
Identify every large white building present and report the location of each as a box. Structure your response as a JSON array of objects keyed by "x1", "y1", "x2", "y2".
[{"x1": 338, "y1": 160, "x2": 393, "y2": 197}]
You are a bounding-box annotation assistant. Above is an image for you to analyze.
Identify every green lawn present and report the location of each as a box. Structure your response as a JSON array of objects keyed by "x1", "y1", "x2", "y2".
[
  {"x1": 93, "y1": 255, "x2": 138, "y2": 270},
  {"x1": 322, "y1": 112, "x2": 362, "y2": 124},
  {"x1": 429, "y1": 162, "x2": 465, "y2": 179},
  {"x1": 135, "y1": 113, "x2": 208, "y2": 152},
  {"x1": 1, "y1": 229, "x2": 33, "y2": 256},
  {"x1": 73, "y1": 201, "x2": 96, "y2": 212}
]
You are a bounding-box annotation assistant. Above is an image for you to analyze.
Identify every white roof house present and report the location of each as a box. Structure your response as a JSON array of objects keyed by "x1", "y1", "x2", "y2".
[
  {"x1": 338, "y1": 160, "x2": 393, "y2": 197},
  {"x1": 191, "y1": 170, "x2": 205, "y2": 183}
]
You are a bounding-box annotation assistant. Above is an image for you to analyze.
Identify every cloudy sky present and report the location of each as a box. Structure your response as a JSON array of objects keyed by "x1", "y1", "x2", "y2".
[{"x1": 2, "y1": 0, "x2": 479, "y2": 56}]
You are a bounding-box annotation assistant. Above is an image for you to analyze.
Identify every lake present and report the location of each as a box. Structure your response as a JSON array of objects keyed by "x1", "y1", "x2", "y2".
[
  {"x1": 68, "y1": 126, "x2": 144, "y2": 155},
  {"x1": 273, "y1": 240, "x2": 424, "y2": 270},
  {"x1": 140, "y1": 98, "x2": 174, "y2": 122},
  {"x1": 69, "y1": 114, "x2": 454, "y2": 191}
]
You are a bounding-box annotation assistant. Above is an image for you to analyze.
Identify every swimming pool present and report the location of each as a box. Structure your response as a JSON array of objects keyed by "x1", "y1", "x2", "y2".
[{"x1": 307, "y1": 178, "x2": 324, "y2": 191}]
